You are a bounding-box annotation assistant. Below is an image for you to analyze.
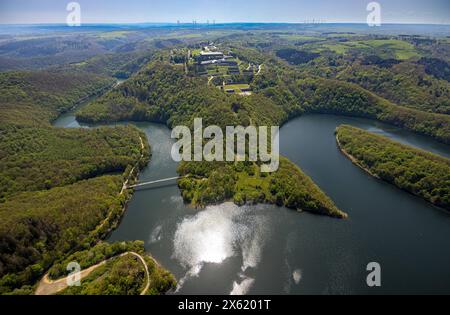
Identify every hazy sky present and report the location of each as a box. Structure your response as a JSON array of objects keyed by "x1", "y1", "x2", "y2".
[{"x1": 0, "y1": 0, "x2": 449, "y2": 24}]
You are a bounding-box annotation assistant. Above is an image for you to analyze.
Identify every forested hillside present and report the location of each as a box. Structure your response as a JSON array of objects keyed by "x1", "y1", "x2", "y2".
[
  {"x1": 0, "y1": 176, "x2": 124, "y2": 292},
  {"x1": 336, "y1": 61, "x2": 450, "y2": 114},
  {"x1": 291, "y1": 78, "x2": 450, "y2": 144},
  {"x1": 2, "y1": 27, "x2": 449, "y2": 295},
  {"x1": 77, "y1": 59, "x2": 345, "y2": 218},
  {"x1": 252, "y1": 66, "x2": 450, "y2": 144},
  {"x1": 77, "y1": 61, "x2": 289, "y2": 128},
  {"x1": 0, "y1": 125, "x2": 145, "y2": 201},
  {"x1": 66, "y1": 51, "x2": 154, "y2": 79},
  {"x1": 0, "y1": 71, "x2": 114, "y2": 126},
  {"x1": 56, "y1": 242, "x2": 176, "y2": 295},
  {"x1": 0, "y1": 70, "x2": 151, "y2": 294},
  {"x1": 271, "y1": 38, "x2": 450, "y2": 115},
  {"x1": 336, "y1": 125, "x2": 450, "y2": 210}
]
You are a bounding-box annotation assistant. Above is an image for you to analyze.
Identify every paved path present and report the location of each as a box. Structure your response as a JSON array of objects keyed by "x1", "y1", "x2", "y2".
[{"x1": 120, "y1": 136, "x2": 145, "y2": 194}]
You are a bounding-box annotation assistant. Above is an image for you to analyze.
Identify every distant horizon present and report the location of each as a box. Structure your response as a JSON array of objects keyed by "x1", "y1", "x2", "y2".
[
  {"x1": 1, "y1": 21, "x2": 450, "y2": 26},
  {"x1": 1, "y1": 0, "x2": 449, "y2": 25}
]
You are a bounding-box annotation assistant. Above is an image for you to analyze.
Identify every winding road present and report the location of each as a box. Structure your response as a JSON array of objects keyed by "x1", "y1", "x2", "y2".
[{"x1": 35, "y1": 252, "x2": 150, "y2": 295}]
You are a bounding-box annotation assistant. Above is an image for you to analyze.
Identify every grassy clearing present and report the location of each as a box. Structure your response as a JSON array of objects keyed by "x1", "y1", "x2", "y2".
[
  {"x1": 224, "y1": 84, "x2": 251, "y2": 92},
  {"x1": 207, "y1": 65, "x2": 229, "y2": 75},
  {"x1": 312, "y1": 41, "x2": 369, "y2": 54},
  {"x1": 190, "y1": 49, "x2": 202, "y2": 56},
  {"x1": 362, "y1": 39, "x2": 420, "y2": 60},
  {"x1": 311, "y1": 39, "x2": 420, "y2": 60}
]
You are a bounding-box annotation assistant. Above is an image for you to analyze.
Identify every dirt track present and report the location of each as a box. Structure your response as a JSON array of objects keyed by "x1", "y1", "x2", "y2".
[{"x1": 35, "y1": 252, "x2": 150, "y2": 295}]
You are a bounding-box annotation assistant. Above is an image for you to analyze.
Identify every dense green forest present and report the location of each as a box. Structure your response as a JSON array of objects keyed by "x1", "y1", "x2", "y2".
[
  {"x1": 77, "y1": 60, "x2": 289, "y2": 128},
  {"x1": 0, "y1": 71, "x2": 114, "y2": 126},
  {"x1": 0, "y1": 31, "x2": 160, "y2": 72},
  {"x1": 0, "y1": 125, "x2": 145, "y2": 201},
  {"x1": 59, "y1": 254, "x2": 147, "y2": 295},
  {"x1": 336, "y1": 61, "x2": 450, "y2": 114},
  {"x1": 65, "y1": 51, "x2": 155, "y2": 79},
  {"x1": 56, "y1": 242, "x2": 176, "y2": 295},
  {"x1": 276, "y1": 48, "x2": 320, "y2": 65},
  {"x1": 0, "y1": 175, "x2": 123, "y2": 293},
  {"x1": 178, "y1": 157, "x2": 346, "y2": 218},
  {"x1": 0, "y1": 69, "x2": 154, "y2": 294},
  {"x1": 2, "y1": 27, "x2": 450, "y2": 295},
  {"x1": 250, "y1": 65, "x2": 450, "y2": 144},
  {"x1": 77, "y1": 59, "x2": 345, "y2": 218},
  {"x1": 271, "y1": 40, "x2": 450, "y2": 115},
  {"x1": 48, "y1": 241, "x2": 144, "y2": 279},
  {"x1": 336, "y1": 125, "x2": 450, "y2": 210},
  {"x1": 287, "y1": 78, "x2": 450, "y2": 144}
]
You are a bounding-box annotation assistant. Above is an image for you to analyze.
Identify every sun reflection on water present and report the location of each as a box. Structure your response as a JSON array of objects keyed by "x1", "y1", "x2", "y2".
[{"x1": 173, "y1": 203, "x2": 269, "y2": 294}]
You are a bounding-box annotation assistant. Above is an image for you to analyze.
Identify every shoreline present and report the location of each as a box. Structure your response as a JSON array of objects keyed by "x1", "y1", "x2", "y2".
[
  {"x1": 50, "y1": 82, "x2": 151, "y2": 242},
  {"x1": 50, "y1": 80, "x2": 117, "y2": 125},
  {"x1": 335, "y1": 129, "x2": 449, "y2": 213},
  {"x1": 335, "y1": 133, "x2": 381, "y2": 180},
  {"x1": 94, "y1": 133, "x2": 149, "y2": 240}
]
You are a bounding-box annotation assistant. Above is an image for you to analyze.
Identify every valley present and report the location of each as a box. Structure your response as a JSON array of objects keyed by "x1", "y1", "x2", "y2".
[{"x1": 0, "y1": 22, "x2": 449, "y2": 295}]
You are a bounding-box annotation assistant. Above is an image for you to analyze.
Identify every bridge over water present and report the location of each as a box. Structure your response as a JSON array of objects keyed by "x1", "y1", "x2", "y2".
[{"x1": 126, "y1": 176, "x2": 186, "y2": 189}]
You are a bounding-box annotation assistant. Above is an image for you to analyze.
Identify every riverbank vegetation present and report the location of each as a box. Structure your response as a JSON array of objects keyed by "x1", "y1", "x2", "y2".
[
  {"x1": 336, "y1": 125, "x2": 450, "y2": 211},
  {"x1": 0, "y1": 70, "x2": 114, "y2": 126},
  {"x1": 250, "y1": 57, "x2": 450, "y2": 144},
  {"x1": 0, "y1": 125, "x2": 146, "y2": 201},
  {"x1": 47, "y1": 241, "x2": 143, "y2": 280},
  {"x1": 0, "y1": 176, "x2": 123, "y2": 293},
  {"x1": 59, "y1": 254, "x2": 147, "y2": 295},
  {"x1": 76, "y1": 48, "x2": 449, "y2": 217},
  {"x1": 2, "y1": 26, "x2": 450, "y2": 294},
  {"x1": 77, "y1": 59, "x2": 345, "y2": 218},
  {"x1": 178, "y1": 157, "x2": 347, "y2": 218},
  {"x1": 0, "y1": 70, "x2": 154, "y2": 294},
  {"x1": 288, "y1": 78, "x2": 450, "y2": 144}
]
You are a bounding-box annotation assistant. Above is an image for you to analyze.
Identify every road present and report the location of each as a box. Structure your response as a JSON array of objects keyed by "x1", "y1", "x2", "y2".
[
  {"x1": 256, "y1": 64, "x2": 264, "y2": 75},
  {"x1": 35, "y1": 252, "x2": 150, "y2": 295}
]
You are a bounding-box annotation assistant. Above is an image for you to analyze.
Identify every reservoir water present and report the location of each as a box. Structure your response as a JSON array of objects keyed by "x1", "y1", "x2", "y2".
[{"x1": 54, "y1": 113, "x2": 450, "y2": 295}]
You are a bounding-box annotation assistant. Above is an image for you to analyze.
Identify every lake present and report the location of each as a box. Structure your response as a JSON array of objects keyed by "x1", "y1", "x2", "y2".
[{"x1": 53, "y1": 113, "x2": 450, "y2": 295}]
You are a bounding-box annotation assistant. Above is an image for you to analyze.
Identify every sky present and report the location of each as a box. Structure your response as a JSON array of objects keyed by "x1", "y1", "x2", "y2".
[{"x1": 0, "y1": 0, "x2": 449, "y2": 25}]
